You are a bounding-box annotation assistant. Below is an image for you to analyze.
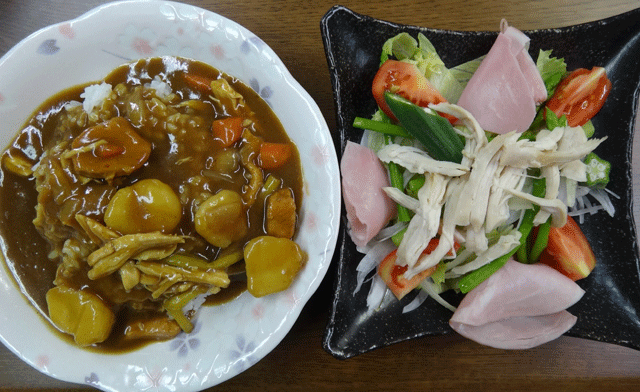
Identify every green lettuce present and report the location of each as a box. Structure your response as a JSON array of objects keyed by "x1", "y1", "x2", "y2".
[
  {"x1": 380, "y1": 33, "x2": 464, "y2": 103},
  {"x1": 450, "y1": 55, "x2": 485, "y2": 89},
  {"x1": 536, "y1": 49, "x2": 567, "y2": 97}
]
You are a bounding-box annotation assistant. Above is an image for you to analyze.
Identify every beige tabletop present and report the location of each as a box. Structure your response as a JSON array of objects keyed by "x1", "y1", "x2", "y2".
[{"x1": 1, "y1": 0, "x2": 640, "y2": 391}]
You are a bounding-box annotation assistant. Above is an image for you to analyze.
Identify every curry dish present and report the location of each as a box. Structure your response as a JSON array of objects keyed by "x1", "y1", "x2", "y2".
[{"x1": 0, "y1": 56, "x2": 305, "y2": 351}]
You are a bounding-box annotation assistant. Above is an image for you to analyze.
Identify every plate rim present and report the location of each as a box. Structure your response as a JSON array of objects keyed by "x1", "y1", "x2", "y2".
[{"x1": 0, "y1": 0, "x2": 340, "y2": 389}]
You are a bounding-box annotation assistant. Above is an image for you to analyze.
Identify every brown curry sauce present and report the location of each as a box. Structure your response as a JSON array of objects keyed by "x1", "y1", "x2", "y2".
[{"x1": 0, "y1": 57, "x2": 303, "y2": 352}]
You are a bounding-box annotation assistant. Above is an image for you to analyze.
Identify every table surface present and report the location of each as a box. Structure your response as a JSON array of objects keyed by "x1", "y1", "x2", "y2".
[{"x1": 1, "y1": 0, "x2": 640, "y2": 391}]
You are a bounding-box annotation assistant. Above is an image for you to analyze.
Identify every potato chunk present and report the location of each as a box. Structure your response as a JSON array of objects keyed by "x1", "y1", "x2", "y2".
[
  {"x1": 194, "y1": 190, "x2": 247, "y2": 248},
  {"x1": 46, "y1": 286, "x2": 115, "y2": 346},
  {"x1": 244, "y1": 236, "x2": 306, "y2": 297},
  {"x1": 104, "y1": 179, "x2": 182, "y2": 234}
]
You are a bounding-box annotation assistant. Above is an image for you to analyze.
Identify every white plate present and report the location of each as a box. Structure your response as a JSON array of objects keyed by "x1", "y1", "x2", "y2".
[{"x1": 0, "y1": 1, "x2": 340, "y2": 390}]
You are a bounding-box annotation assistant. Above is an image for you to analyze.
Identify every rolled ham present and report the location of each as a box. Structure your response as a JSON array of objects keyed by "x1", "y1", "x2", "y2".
[
  {"x1": 457, "y1": 20, "x2": 547, "y2": 134},
  {"x1": 341, "y1": 141, "x2": 396, "y2": 248},
  {"x1": 449, "y1": 259, "x2": 585, "y2": 349},
  {"x1": 450, "y1": 311, "x2": 578, "y2": 350}
]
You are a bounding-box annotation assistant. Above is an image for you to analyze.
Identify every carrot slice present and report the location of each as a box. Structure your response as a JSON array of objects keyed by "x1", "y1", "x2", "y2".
[
  {"x1": 259, "y1": 142, "x2": 292, "y2": 170},
  {"x1": 183, "y1": 73, "x2": 213, "y2": 93},
  {"x1": 212, "y1": 117, "x2": 244, "y2": 147}
]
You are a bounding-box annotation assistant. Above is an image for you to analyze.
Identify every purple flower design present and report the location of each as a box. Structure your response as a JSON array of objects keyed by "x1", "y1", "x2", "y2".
[
  {"x1": 37, "y1": 39, "x2": 60, "y2": 55},
  {"x1": 229, "y1": 335, "x2": 257, "y2": 372},
  {"x1": 85, "y1": 372, "x2": 100, "y2": 386},
  {"x1": 169, "y1": 321, "x2": 201, "y2": 357},
  {"x1": 240, "y1": 36, "x2": 265, "y2": 54},
  {"x1": 249, "y1": 78, "x2": 273, "y2": 106}
]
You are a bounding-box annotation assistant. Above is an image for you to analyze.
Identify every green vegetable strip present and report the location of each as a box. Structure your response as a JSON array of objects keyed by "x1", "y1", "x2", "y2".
[
  {"x1": 210, "y1": 251, "x2": 243, "y2": 270},
  {"x1": 384, "y1": 134, "x2": 411, "y2": 222},
  {"x1": 164, "y1": 286, "x2": 208, "y2": 311},
  {"x1": 516, "y1": 207, "x2": 537, "y2": 264},
  {"x1": 406, "y1": 175, "x2": 425, "y2": 198},
  {"x1": 519, "y1": 177, "x2": 547, "y2": 264},
  {"x1": 458, "y1": 250, "x2": 517, "y2": 294},
  {"x1": 352, "y1": 117, "x2": 412, "y2": 138},
  {"x1": 384, "y1": 92, "x2": 464, "y2": 163},
  {"x1": 529, "y1": 218, "x2": 552, "y2": 263},
  {"x1": 388, "y1": 162, "x2": 411, "y2": 222},
  {"x1": 260, "y1": 174, "x2": 281, "y2": 198},
  {"x1": 164, "y1": 285, "x2": 209, "y2": 332},
  {"x1": 166, "y1": 308, "x2": 194, "y2": 333},
  {"x1": 391, "y1": 227, "x2": 406, "y2": 246},
  {"x1": 166, "y1": 254, "x2": 211, "y2": 270}
]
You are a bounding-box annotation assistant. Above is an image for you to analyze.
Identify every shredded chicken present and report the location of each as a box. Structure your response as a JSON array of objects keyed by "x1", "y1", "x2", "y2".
[
  {"x1": 396, "y1": 173, "x2": 449, "y2": 269},
  {"x1": 381, "y1": 103, "x2": 603, "y2": 278},
  {"x1": 377, "y1": 144, "x2": 468, "y2": 177},
  {"x1": 449, "y1": 229, "x2": 522, "y2": 276}
]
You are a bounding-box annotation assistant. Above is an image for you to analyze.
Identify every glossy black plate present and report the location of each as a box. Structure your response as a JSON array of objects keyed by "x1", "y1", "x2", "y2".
[{"x1": 320, "y1": 5, "x2": 640, "y2": 359}]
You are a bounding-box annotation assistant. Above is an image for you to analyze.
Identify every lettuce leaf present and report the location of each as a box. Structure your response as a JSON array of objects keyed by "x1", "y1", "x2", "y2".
[
  {"x1": 450, "y1": 55, "x2": 485, "y2": 89},
  {"x1": 380, "y1": 32, "x2": 420, "y2": 63},
  {"x1": 536, "y1": 49, "x2": 567, "y2": 97},
  {"x1": 379, "y1": 33, "x2": 464, "y2": 103}
]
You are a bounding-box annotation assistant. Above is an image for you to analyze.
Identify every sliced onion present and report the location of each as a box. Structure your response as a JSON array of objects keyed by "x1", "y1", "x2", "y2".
[
  {"x1": 420, "y1": 278, "x2": 457, "y2": 312},
  {"x1": 402, "y1": 290, "x2": 428, "y2": 313},
  {"x1": 353, "y1": 239, "x2": 396, "y2": 296},
  {"x1": 366, "y1": 274, "x2": 387, "y2": 311},
  {"x1": 371, "y1": 221, "x2": 408, "y2": 243}
]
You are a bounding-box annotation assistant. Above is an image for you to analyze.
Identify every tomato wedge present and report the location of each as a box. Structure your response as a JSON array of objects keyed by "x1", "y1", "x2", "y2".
[
  {"x1": 538, "y1": 216, "x2": 596, "y2": 281},
  {"x1": 545, "y1": 67, "x2": 611, "y2": 127},
  {"x1": 372, "y1": 60, "x2": 455, "y2": 124},
  {"x1": 378, "y1": 238, "x2": 458, "y2": 300}
]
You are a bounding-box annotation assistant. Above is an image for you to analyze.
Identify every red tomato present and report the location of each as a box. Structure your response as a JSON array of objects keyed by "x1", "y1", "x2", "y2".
[
  {"x1": 545, "y1": 67, "x2": 611, "y2": 127},
  {"x1": 378, "y1": 238, "x2": 458, "y2": 300},
  {"x1": 372, "y1": 60, "x2": 455, "y2": 124},
  {"x1": 538, "y1": 216, "x2": 596, "y2": 281}
]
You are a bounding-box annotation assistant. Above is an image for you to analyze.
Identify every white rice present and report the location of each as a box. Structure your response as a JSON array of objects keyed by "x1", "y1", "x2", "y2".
[
  {"x1": 63, "y1": 100, "x2": 82, "y2": 111},
  {"x1": 146, "y1": 76, "x2": 172, "y2": 99},
  {"x1": 80, "y1": 82, "x2": 113, "y2": 113}
]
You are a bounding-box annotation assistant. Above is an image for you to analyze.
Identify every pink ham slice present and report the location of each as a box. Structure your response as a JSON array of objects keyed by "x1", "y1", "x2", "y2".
[
  {"x1": 341, "y1": 141, "x2": 396, "y2": 247},
  {"x1": 457, "y1": 21, "x2": 547, "y2": 134},
  {"x1": 450, "y1": 311, "x2": 577, "y2": 350},
  {"x1": 449, "y1": 259, "x2": 585, "y2": 349}
]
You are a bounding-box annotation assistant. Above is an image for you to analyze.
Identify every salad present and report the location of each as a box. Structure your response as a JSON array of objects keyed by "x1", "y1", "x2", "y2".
[{"x1": 341, "y1": 20, "x2": 615, "y2": 349}]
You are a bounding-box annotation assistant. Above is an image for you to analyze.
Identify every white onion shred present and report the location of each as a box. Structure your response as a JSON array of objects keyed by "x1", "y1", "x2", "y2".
[
  {"x1": 403, "y1": 290, "x2": 429, "y2": 313},
  {"x1": 371, "y1": 221, "x2": 408, "y2": 243},
  {"x1": 366, "y1": 275, "x2": 387, "y2": 310},
  {"x1": 353, "y1": 239, "x2": 395, "y2": 295},
  {"x1": 569, "y1": 185, "x2": 617, "y2": 223},
  {"x1": 420, "y1": 278, "x2": 457, "y2": 312}
]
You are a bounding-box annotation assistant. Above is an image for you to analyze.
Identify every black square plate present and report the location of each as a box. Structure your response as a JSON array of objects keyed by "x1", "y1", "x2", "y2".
[{"x1": 320, "y1": 5, "x2": 640, "y2": 359}]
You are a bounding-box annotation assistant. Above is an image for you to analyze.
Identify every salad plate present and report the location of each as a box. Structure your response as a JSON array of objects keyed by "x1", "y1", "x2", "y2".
[
  {"x1": 321, "y1": 5, "x2": 640, "y2": 359},
  {"x1": 0, "y1": 1, "x2": 339, "y2": 390}
]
